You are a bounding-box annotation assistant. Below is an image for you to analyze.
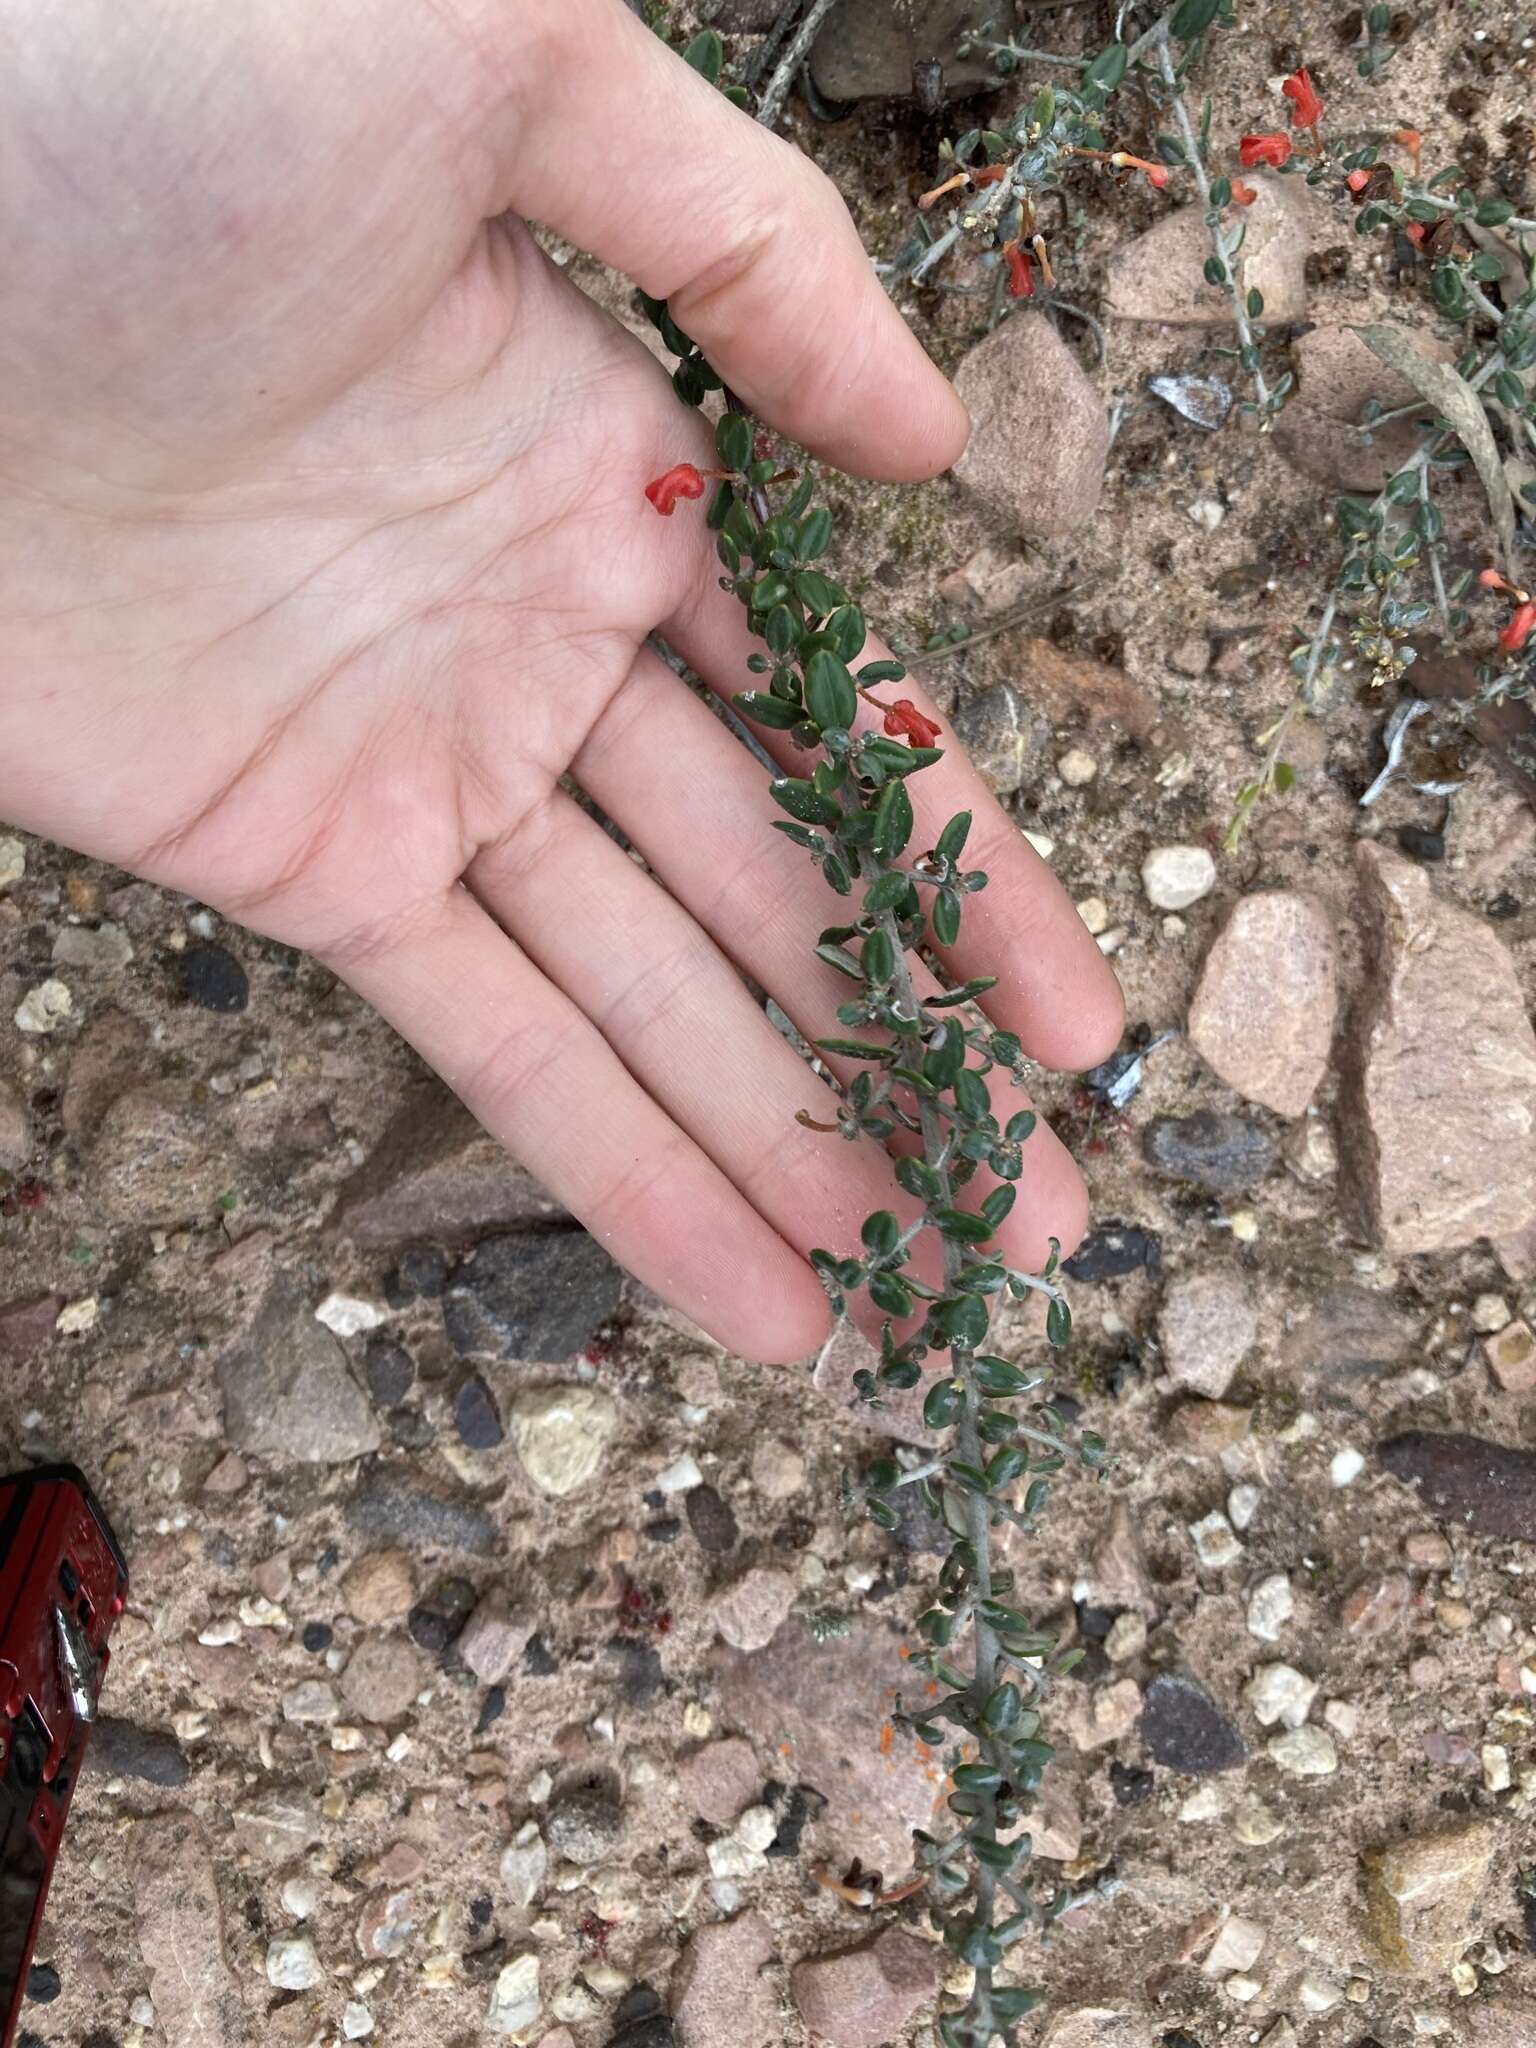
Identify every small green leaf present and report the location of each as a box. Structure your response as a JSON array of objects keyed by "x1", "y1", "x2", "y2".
[
  {"x1": 861, "y1": 925, "x2": 896, "y2": 986},
  {"x1": 1046, "y1": 1295, "x2": 1072, "y2": 1348},
  {"x1": 1082, "y1": 39, "x2": 1128, "y2": 96},
  {"x1": 715, "y1": 410, "x2": 752, "y2": 471},
  {"x1": 681, "y1": 28, "x2": 723, "y2": 82},
  {"x1": 1476, "y1": 197, "x2": 1515, "y2": 226},
  {"x1": 934, "y1": 810, "x2": 972, "y2": 865},
  {"x1": 1169, "y1": 0, "x2": 1220, "y2": 40},
  {"x1": 873, "y1": 777, "x2": 914, "y2": 858},
  {"x1": 804, "y1": 648, "x2": 858, "y2": 732},
  {"x1": 933, "y1": 887, "x2": 961, "y2": 947},
  {"x1": 794, "y1": 569, "x2": 846, "y2": 617},
  {"x1": 771, "y1": 777, "x2": 842, "y2": 826},
  {"x1": 864, "y1": 871, "x2": 911, "y2": 914},
  {"x1": 734, "y1": 690, "x2": 802, "y2": 730},
  {"x1": 797, "y1": 507, "x2": 833, "y2": 558},
  {"x1": 825, "y1": 604, "x2": 867, "y2": 661},
  {"x1": 857, "y1": 658, "x2": 907, "y2": 683},
  {"x1": 895, "y1": 1156, "x2": 944, "y2": 1202}
]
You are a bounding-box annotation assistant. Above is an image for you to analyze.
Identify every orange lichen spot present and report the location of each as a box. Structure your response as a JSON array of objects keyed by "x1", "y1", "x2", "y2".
[{"x1": 879, "y1": 1721, "x2": 894, "y2": 1756}]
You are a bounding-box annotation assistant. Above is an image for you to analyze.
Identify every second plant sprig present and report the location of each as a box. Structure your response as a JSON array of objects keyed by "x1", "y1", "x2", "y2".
[{"x1": 645, "y1": 395, "x2": 1105, "y2": 2048}]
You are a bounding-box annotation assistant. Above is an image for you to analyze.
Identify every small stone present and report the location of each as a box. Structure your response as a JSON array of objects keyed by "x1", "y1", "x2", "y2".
[
  {"x1": 546, "y1": 1778, "x2": 623, "y2": 1866},
  {"x1": 1485, "y1": 1319, "x2": 1536, "y2": 1393},
  {"x1": 1246, "y1": 1573, "x2": 1294, "y2": 1644},
  {"x1": 1346, "y1": 845, "x2": 1536, "y2": 1251},
  {"x1": 314, "y1": 1292, "x2": 384, "y2": 1338},
  {"x1": 179, "y1": 943, "x2": 249, "y2": 1012},
  {"x1": 1167, "y1": 1400, "x2": 1251, "y2": 1458},
  {"x1": 53, "y1": 921, "x2": 133, "y2": 973},
  {"x1": 1203, "y1": 1914, "x2": 1266, "y2": 1974},
  {"x1": 1342, "y1": 1571, "x2": 1413, "y2": 1637},
  {"x1": 1161, "y1": 1270, "x2": 1257, "y2": 1399},
  {"x1": 345, "y1": 1480, "x2": 495, "y2": 1555},
  {"x1": 1170, "y1": 635, "x2": 1211, "y2": 676},
  {"x1": 1234, "y1": 1797, "x2": 1283, "y2": 1846},
  {"x1": 1038, "y1": 2007, "x2": 1158, "y2": 2048},
  {"x1": 1398, "y1": 823, "x2": 1446, "y2": 863},
  {"x1": 454, "y1": 1372, "x2": 504, "y2": 1449},
  {"x1": 1143, "y1": 1112, "x2": 1276, "y2": 1195},
  {"x1": 1481, "y1": 1743, "x2": 1511, "y2": 1793},
  {"x1": 808, "y1": 0, "x2": 1001, "y2": 100},
  {"x1": 15, "y1": 978, "x2": 73, "y2": 1034},
  {"x1": 486, "y1": 1954, "x2": 541, "y2": 2036},
  {"x1": 87, "y1": 1716, "x2": 191, "y2": 1788},
  {"x1": 951, "y1": 314, "x2": 1109, "y2": 538},
  {"x1": 1268, "y1": 1724, "x2": 1338, "y2": 1775},
  {"x1": 459, "y1": 1595, "x2": 532, "y2": 1685},
  {"x1": 1067, "y1": 1677, "x2": 1142, "y2": 1752},
  {"x1": 384, "y1": 1244, "x2": 449, "y2": 1305},
  {"x1": 1141, "y1": 844, "x2": 1215, "y2": 911},
  {"x1": 677, "y1": 1738, "x2": 760, "y2": 1826},
  {"x1": 685, "y1": 1484, "x2": 739, "y2": 1553},
  {"x1": 342, "y1": 1549, "x2": 416, "y2": 1626},
  {"x1": 1104, "y1": 1612, "x2": 1147, "y2": 1663},
  {"x1": 55, "y1": 1295, "x2": 98, "y2": 1336},
  {"x1": 709, "y1": 1567, "x2": 796, "y2": 1653},
  {"x1": 1189, "y1": 890, "x2": 1337, "y2": 1117},
  {"x1": 1063, "y1": 1223, "x2": 1161, "y2": 1282},
  {"x1": 1377, "y1": 1434, "x2": 1536, "y2": 1542},
  {"x1": 283, "y1": 1679, "x2": 340, "y2": 1725},
  {"x1": 1139, "y1": 1672, "x2": 1247, "y2": 1775},
  {"x1": 749, "y1": 1438, "x2": 805, "y2": 1498},
  {"x1": 444, "y1": 1230, "x2": 621, "y2": 1362},
  {"x1": 1058, "y1": 747, "x2": 1098, "y2": 787},
  {"x1": 1362, "y1": 1820, "x2": 1497, "y2": 1976},
  {"x1": 1189, "y1": 1510, "x2": 1243, "y2": 1568},
  {"x1": 1405, "y1": 1531, "x2": 1453, "y2": 1569},
  {"x1": 220, "y1": 1279, "x2": 380, "y2": 1465},
  {"x1": 0, "y1": 836, "x2": 24, "y2": 889},
  {"x1": 510, "y1": 1385, "x2": 618, "y2": 1496},
  {"x1": 790, "y1": 1929, "x2": 937, "y2": 2048},
  {"x1": 0, "y1": 1080, "x2": 31, "y2": 1172},
  {"x1": 1076, "y1": 896, "x2": 1110, "y2": 936},
  {"x1": 951, "y1": 682, "x2": 1043, "y2": 797},
  {"x1": 1245, "y1": 1662, "x2": 1318, "y2": 1730},
  {"x1": 1228, "y1": 1483, "x2": 1262, "y2": 1531},
  {"x1": 342, "y1": 2003, "x2": 375, "y2": 2039},
  {"x1": 338, "y1": 1636, "x2": 422, "y2": 1723},
  {"x1": 1324, "y1": 1698, "x2": 1358, "y2": 1740},
  {"x1": 1106, "y1": 173, "x2": 1311, "y2": 326},
  {"x1": 1331, "y1": 1446, "x2": 1367, "y2": 1487},
  {"x1": 1298, "y1": 1971, "x2": 1344, "y2": 2013},
  {"x1": 501, "y1": 1824, "x2": 548, "y2": 1908},
  {"x1": 1283, "y1": 1115, "x2": 1338, "y2": 1183},
  {"x1": 671, "y1": 1913, "x2": 777, "y2": 2048},
  {"x1": 266, "y1": 1936, "x2": 323, "y2": 1991},
  {"x1": 1473, "y1": 1292, "x2": 1512, "y2": 1335}
]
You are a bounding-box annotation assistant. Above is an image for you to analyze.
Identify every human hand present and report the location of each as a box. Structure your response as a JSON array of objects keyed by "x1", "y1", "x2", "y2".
[{"x1": 0, "y1": 0, "x2": 1122, "y2": 1360}]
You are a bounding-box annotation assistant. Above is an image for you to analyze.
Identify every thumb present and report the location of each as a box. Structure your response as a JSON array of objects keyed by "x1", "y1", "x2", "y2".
[{"x1": 492, "y1": 0, "x2": 969, "y2": 481}]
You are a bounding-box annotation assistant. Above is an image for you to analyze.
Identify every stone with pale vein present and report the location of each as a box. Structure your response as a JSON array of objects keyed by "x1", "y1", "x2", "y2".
[
  {"x1": 1189, "y1": 890, "x2": 1337, "y2": 1117},
  {"x1": 1345, "y1": 844, "x2": 1536, "y2": 1250}
]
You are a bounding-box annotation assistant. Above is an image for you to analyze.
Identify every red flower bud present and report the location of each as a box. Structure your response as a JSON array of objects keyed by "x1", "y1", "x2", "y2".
[
  {"x1": 1282, "y1": 68, "x2": 1324, "y2": 130},
  {"x1": 1239, "y1": 132, "x2": 1292, "y2": 169},
  {"x1": 1230, "y1": 178, "x2": 1258, "y2": 205},
  {"x1": 970, "y1": 164, "x2": 1009, "y2": 187},
  {"x1": 1405, "y1": 222, "x2": 1427, "y2": 247},
  {"x1": 882, "y1": 699, "x2": 943, "y2": 748},
  {"x1": 1346, "y1": 168, "x2": 1371, "y2": 194},
  {"x1": 1499, "y1": 601, "x2": 1536, "y2": 654},
  {"x1": 1002, "y1": 239, "x2": 1034, "y2": 298},
  {"x1": 644, "y1": 463, "x2": 707, "y2": 517},
  {"x1": 1110, "y1": 151, "x2": 1171, "y2": 190}
]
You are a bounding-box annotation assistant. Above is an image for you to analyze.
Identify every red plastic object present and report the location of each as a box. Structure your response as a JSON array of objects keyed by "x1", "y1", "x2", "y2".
[{"x1": 0, "y1": 1465, "x2": 127, "y2": 2048}]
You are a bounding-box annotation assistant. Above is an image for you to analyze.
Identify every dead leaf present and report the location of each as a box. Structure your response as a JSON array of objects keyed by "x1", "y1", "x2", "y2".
[{"x1": 1355, "y1": 322, "x2": 1517, "y2": 572}]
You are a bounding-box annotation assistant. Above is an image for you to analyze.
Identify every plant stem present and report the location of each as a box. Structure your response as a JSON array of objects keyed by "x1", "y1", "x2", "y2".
[
  {"x1": 1152, "y1": 25, "x2": 1275, "y2": 415},
  {"x1": 755, "y1": 0, "x2": 841, "y2": 129}
]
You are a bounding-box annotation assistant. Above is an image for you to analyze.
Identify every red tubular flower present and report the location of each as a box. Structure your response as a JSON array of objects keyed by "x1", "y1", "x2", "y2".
[
  {"x1": 1405, "y1": 222, "x2": 1427, "y2": 247},
  {"x1": 970, "y1": 164, "x2": 1009, "y2": 187},
  {"x1": 1110, "y1": 150, "x2": 1170, "y2": 190},
  {"x1": 644, "y1": 463, "x2": 707, "y2": 516},
  {"x1": 1395, "y1": 126, "x2": 1422, "y2": 162},
  {"x1": 1239, "y1": 132, "x2": 1292, "y2": 169},
  {"x1": 1499, "y1": 602, "x2": 1536, "y2": 654},
  {"x1": 1346, "y1": 168, "x2": 1372, "y2": 194},
  {"x1": 1480, "y1": 567, "x2": 1517, "y2": 592},
  {"x1": 1002, "y1": 239, "x2": 1034, "y2": 298},
  {"x1": 1230, "y1": 178, "x2": 1258, "y2": 205},
  {"x1": 1282, "y1": 68, "x2": 1324, "y2": 130},
  {"x1": 881, "y1": 699, "x2": 943, "y2": 748}
]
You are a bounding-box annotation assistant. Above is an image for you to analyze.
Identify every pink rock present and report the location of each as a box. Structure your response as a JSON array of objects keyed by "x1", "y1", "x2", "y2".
[
  {"x1": 714, "y1": 1618, "x2": 942, "y2": 1876},
  {"x1": 1346, "y1": 845, "x2": 1536, "y2": 1252},
  {"x1": 952, "y1": 314, "x2": 1109, "y2": 538},
  {"x1": 458, "y1": 1594, "x2": 533, "y2": 1684},
  {"x1": 709, "y1": 1567, "x2": 797, "y2": 1653},
  {"x1": 332, "y1": 1082, "x2": 562, "y2": 1245},
  {"x1": 132, "y1": 1816, "x2": 246, "y2": 2048},
  {"x1": 339, "y1": 1636, "x2": 423, "y2": 1723},
  {"x1": 790, "y1": 1928, "x2": 936, "y2": 2048},
  {"x1": 1341, "y1": 1572, "x2": 1413, "y2": 1638},
  {"x1": 0, "y1": 1292, "x2": 61, "y2": 1363},
  {"x1": 1189, "y1": 890, "x2": 1337, "y2": 1117},
  {"x1": 671, "y1": 1911, "x2": 777, "y2": 2048},
  {"x1": 1274, "y1": 324, "x2": 1455, "y2": 490},
  {"x1": 1159, "y1": 1270, "x2": 1257, "y2": 1399},
  {"x1": 1106, "y1": 174, "x2": 1311, "y2": 326},
  {"x1": 676, "y1": 1737, "x2": 761, "y2": 1826}
]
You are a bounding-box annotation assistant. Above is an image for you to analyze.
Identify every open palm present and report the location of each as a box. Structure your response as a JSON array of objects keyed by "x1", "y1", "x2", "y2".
[{"x1": 0, "y1": 0, "x2": 1122, "y2": 1360}]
